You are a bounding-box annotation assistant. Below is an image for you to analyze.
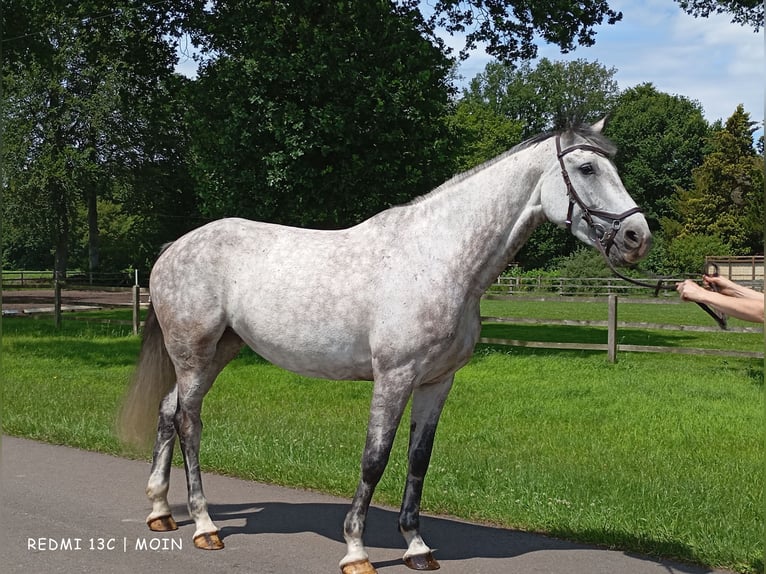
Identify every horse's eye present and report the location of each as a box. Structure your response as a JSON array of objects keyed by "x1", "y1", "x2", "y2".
[{"x1": 579, "y1": 163, "x2": 594, "y2": 175}]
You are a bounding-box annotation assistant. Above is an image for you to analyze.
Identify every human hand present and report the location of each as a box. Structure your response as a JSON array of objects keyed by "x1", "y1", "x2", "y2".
[
  {"x1": 676, "y1": 279, "x2": 708, "y2": 302},
  {"x1": 701, "y1": 274, "x2": 738, "y2": 297}
]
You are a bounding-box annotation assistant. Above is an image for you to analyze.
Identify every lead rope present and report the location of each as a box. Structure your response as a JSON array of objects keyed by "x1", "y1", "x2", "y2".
[{"x1": 592, "y1": 233, "x2": 728, "y2": 330}]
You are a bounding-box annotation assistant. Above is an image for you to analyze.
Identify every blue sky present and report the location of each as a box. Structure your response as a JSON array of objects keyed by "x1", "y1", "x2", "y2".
[
  {"x1": 176, "y1": 1, "x2": 764, "y2": 132},
  {"x1": 450, "y1": 0, "x2": 764, "y2": 130}
]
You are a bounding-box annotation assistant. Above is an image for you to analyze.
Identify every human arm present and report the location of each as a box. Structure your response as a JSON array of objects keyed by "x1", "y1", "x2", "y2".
[
  {"x1": 702, "y1": 274, "x2": 763, "y2": 300},
  {"x1": 676, "y1": 279, "x2": 764, "y2": 324}
]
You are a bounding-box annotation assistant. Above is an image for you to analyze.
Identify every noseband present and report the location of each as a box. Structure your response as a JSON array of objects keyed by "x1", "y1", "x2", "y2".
[
  {"x1": 555, "y1": 135, "x2": 642, "y2": 255},
  {"x1": 554, "y1": 135, "x2": 727, "y2": 329}
]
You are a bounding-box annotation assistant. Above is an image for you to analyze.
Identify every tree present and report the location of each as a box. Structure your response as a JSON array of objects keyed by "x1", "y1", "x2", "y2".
[
  {"x1": 461, "y1": 58, "x2": 619, "y2": 138},
  {"x1": 604, "y1": 83, "x2": 711, "y2": 228},
  {"x1": 185, "y1": 1, "x2": 456, "y2": 228},
  {"x1": 1, "y1": 1, "x2": 192, "y2": 275},
  {"x1": 660, "y1": 233, "x2": 735, "y2": 275},
  {"x1": 411, "y1": 0, "x2": 623, "y2": 62},
  {"x1": 672, "y1": 105, "x2": 764, "y2": 255},
  {"x1": 446, "y1": 99, "x2": 524, "y2": 172},
  {"x1": 673, "y1": 0, "x2": 763, "y2": 29}
]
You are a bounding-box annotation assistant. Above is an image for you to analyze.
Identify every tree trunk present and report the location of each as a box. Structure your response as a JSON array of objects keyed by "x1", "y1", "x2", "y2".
[
  {"x1": 53, "y1": 183, "x2": 69, "y2": 280},
  {"x1": 88, "y1": 188, "x2": 99, "y2": 275}
]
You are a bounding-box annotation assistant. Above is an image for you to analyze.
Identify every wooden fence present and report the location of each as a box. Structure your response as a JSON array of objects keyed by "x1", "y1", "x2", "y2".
[
  {"x1": 705, "y1": 255, "x2": 764, "y2": 281},
  {"x1": 6, "y1": 269, "x2": 763, "y2": 295},
  {"x1": 52, "y1": 280, "x2": 144, "y2": 335},
  {"x1": 2, "y1": 270, "x2": 138, "y2": 288},
  {"x1": 479, "y1": 294, "x2": 763, "y2": 362},
  {"x1": 4, "y1": 276, "x2": 762, "y2": 361},
  {"x1": 488, "y1": 274, "x2": 763, "y2": 297}
]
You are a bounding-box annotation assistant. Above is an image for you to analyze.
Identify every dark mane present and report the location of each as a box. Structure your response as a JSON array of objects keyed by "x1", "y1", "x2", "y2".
[{"x1": 412, "y1": 125, "x2": 616, "y2": 204}]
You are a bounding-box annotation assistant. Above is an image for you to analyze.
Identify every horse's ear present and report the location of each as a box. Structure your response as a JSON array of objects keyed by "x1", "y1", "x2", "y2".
[{"x1": 590, "y1": 116, "x2": 609, "y2": 133}]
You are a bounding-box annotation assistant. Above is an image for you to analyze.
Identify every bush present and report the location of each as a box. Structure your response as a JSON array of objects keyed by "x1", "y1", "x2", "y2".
[
  {"x1": 664, "y1": 233, "x2": 734, "y2": 275},
  {"x1": 553, "y1": 246, "x2": 611, "y2": 278}
]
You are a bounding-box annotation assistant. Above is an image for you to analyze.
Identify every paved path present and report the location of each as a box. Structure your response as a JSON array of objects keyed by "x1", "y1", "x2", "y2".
[{"x1": 2, "y1": 436, "x2": 729, "y2": 574}]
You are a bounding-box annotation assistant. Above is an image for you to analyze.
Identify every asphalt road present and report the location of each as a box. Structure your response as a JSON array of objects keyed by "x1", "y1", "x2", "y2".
[{"x1": 2, "y1": 436, "x2": 730, "y2": 574}]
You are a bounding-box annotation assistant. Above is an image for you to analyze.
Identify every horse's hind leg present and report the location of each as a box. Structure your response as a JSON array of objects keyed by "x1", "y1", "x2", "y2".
[
  {"x1": 399, "y1": 375, "x2": 454, "y2": 571},
  {"x1": 165, "y1": 328, "x2": 243, "y2": 550},
  {"x1": 146, "y1": 386, "x2": 179, "y2": 532},
  {"x1": 174, "y1": 372, "x2": 222, "y2": 549}
]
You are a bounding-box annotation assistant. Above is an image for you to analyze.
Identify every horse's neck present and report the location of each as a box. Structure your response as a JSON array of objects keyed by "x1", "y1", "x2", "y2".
[{"x1": 414, "y1": 145, "x2": 548, "y2": 296}]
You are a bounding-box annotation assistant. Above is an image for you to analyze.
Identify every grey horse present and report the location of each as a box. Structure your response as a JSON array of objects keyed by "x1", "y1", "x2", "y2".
[{"x1": 119, "y1": 121, "x2": 651, "y2": 574}]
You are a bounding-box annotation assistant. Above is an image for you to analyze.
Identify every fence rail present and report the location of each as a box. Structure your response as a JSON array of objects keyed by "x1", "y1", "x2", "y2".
[
  {"x1": 488, "y1": 275, "x2": 763, "y2": 297},
  {"x1": 3, "y1": 274, "x2": 763, "y2": 360},
  {"x1": 477, "y1": 336, "x2": 763, "y2": 359},
  {"x1": 480, "y1": 295, "x2": 764, "y2": 361},
  {"x1": 2, "y1": 270, "x2": 140, "y2": 288},
  {"x1": 5, "y1": 270, "x2": 763, "y2": 295}
]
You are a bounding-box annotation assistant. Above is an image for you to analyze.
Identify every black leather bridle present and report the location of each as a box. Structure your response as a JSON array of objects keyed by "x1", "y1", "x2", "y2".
[
  {"x1": 555, "y1": 135, "x2": 727, "y2": 329},
  {"x1": 555, "y1": 135, "x2": 642, "y2": 256}
]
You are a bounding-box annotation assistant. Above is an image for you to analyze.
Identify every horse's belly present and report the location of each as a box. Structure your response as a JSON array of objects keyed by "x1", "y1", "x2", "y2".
[{"x1": 237, "y1": 325, "x2": 374, "y2": 381}]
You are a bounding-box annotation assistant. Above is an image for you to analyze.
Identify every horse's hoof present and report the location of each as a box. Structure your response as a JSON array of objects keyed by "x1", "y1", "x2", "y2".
[
  {"x1": 340, "y1": 559, "x2": 378, "y2": 574},
  {"x1": 147, "y1": 515, "x2": 177, "y2": 532},
  {"x1": 193, "y1": 531, "x2": 224, "y2": 550},
  {"x1": 404, "y1": 552, "x2": 440, "y2": 571}
]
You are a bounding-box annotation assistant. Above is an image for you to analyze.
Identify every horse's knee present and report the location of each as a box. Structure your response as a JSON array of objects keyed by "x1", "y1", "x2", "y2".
[{"x1": 173, "y1": 404, "x2": 202, "y2": 436}]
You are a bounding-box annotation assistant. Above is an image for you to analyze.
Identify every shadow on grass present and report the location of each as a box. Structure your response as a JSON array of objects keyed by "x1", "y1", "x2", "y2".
[
  {"x1": 480, "y1": 322, "x2": 713, "y2": 347},
  {"x1": 4, "y1": 318, "x2": 139, "y2": 367},
  {"x1": 204, "y1": 501, "x2": 726, "y2": 574}
]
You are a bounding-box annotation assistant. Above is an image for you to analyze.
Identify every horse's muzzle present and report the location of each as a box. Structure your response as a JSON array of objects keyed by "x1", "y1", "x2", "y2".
[{"x1": 616, "y1": 218, "x2": 652, "y2": 264}]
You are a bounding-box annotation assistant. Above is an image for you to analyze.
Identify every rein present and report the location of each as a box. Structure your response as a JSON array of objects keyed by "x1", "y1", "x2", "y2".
[{"x1": 554, "y1": 135, "x2": 727, "y2": 330}]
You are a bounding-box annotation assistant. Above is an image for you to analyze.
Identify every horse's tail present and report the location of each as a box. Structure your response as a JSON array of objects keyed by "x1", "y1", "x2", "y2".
[{"x1": 118, "y1": 304, "x2": 176, "y2": 451}]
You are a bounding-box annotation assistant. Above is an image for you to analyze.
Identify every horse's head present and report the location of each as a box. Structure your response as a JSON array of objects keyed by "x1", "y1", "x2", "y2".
[{"x1": 539, "y1": 119, "x2": 651, "y2": 266}]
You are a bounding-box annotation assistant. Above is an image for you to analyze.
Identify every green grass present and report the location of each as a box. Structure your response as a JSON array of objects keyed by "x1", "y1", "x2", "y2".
[{"x1": 2, "y1": 306, "x2": 763, "y2": 573}]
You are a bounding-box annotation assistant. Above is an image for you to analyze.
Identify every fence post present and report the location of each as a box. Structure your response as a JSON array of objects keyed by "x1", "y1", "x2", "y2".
[
  {"x1": 54, "y1": 273, "x2": 62, "y2": 329},
  {"x1": 132, "y1": 271, "x2": 141, "y2": 336},
  {"x1": 607, "y1": 294, "x2": 618, "y2": 363}
]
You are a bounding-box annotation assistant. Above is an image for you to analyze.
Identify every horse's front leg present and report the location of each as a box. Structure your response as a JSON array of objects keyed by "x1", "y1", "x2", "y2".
[
  {"x1": 146, "y1": 386, "x2": 179, "y2": 532},
  {"x1": 340, "y1": 372, "x2": 414, "y2": 574},
  {"x1": 399, "y1": 375, "x2": 455, "y2": 571}
]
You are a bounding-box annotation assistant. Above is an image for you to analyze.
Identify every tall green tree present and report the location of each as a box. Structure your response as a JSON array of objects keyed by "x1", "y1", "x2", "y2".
[
  {"x1": 462, "y1": 58, "x2": 619, "y2": 138},
  {"x1": 672, "y1": 105, "x2": 764, "y2": 255},
  {"x1": 186, "y1": 1, "x2": 457, "y2": 228},
  {"x1": 446, "y1": 99, "x2": 524, "y2": 173},
  {"x1": 1, "y1": 1, "x2": 192, "y2": 275},
  {"x1": 604, "y1": 83, "x2": 711, "y2": 228}
]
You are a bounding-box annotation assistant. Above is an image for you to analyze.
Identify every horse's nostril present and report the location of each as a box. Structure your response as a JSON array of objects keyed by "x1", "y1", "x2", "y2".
[{"x1": 625, "y1": 229, "x2": 639, "y2": 245}]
